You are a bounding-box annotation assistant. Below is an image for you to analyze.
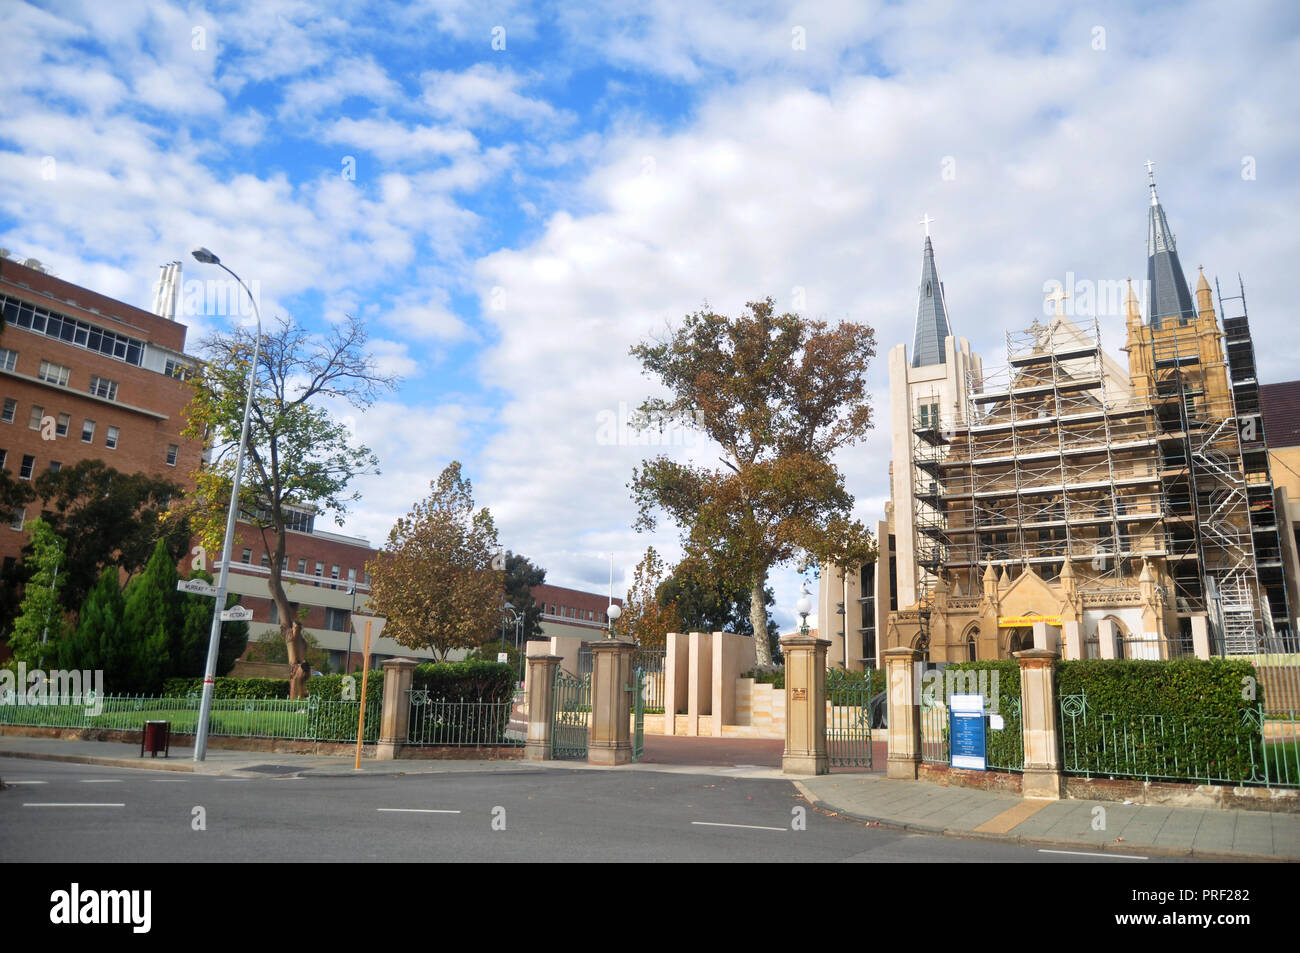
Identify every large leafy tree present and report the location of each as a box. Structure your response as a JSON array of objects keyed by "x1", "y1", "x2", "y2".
[
  {"x1": 630, "y1": 297, "x2": 878, "y2": 667},
  {"x1": 178, "y1": 313, "x2": 397, "y2": 696},
  {"x1": 367, "y1": 462, "x2": 501, "y2": 661},
  {"x1": 617, "y1": 547, "x2": 681, "y2": 649},
  {"x1": 502, "y1": 551, "x2": 546, "y2": 642},
  {"x1": 7, "y1": 519, "x2": 69, "y2": 668},
  {"x1": 0, "y1": 469, "x2": 37, "y2": 634},
  {"x1": 33, "y1": 460, "x2": 188, "y2": 614}
]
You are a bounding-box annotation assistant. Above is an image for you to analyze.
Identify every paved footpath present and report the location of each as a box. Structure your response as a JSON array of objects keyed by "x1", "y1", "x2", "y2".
[
  {"x1": 797, "y1": 773, "x2": 1300, "y2": 862},
  {"x1": 3, "y1": 734, "x2": 1296, "y2": 861}
]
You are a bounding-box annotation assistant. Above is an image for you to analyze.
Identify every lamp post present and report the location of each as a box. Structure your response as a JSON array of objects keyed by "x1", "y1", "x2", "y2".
[
  {"x1": 190, "y1": 247, "x2": 261, "y2": 762},
  {"x1": 501, "y1": 600, "x2": 516, "y2": 654},
  {"x1": 797, "y1": 582, "x2": 812, "y2": 638},
  {"x1": 606, "y1": 602, "x2": 621, "y2": 639},
  {"x1": 345, "y1": 584, "x2": 357, "y2": 674}
]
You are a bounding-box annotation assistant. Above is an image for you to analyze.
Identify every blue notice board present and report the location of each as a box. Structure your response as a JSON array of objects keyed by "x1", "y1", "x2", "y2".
[{"x1": 949, "y1": 693, "x2": 986, "y2": 770}]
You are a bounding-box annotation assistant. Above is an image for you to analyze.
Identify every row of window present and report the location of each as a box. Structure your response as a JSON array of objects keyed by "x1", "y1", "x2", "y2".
[
  {"x1": 238, "y1": 549, "x2": 370, "y2": 588},
  {"x1": 0, "y1": 347, "x2": 120, "y2": 401},
  {"x1": 3, "y1": 398, "x2": 122, "y2": 449},
  {"x1": 0, "y1": 450, "x2": 62, "y2": 482},
  {"x1": 1, "y1": 293, "x2": 146, "y2": 366},
  {"x1": 545, "y1": 603, "x2": 607, "y2": 623}
]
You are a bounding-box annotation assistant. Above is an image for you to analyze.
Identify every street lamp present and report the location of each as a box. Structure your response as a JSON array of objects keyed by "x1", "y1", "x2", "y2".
[
  {"x1": 345, "y1": 583, "x2": 358, "y2": 674},
  {"x1": 501, "y1": 600, "x2": 516, "y2": 654},
  {"x1": 796, "y1": 582, "x2": 812, "y2": 637},
  {"x1": 190, "y1": 247, "x2": 262, "y2": 762},
  {"x1": 606, "y1": 602, "x2": 621, "y2": 639}
]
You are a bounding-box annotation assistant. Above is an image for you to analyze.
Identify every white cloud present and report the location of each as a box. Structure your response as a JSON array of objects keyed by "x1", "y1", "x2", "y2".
[{"x1": 421, "y1": 64, "x2": 564, "y2": 128}]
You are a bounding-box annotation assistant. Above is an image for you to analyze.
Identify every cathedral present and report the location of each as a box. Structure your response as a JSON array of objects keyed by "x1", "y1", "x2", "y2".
[{"x1": 820, "y1": 167, "x2": 1293, "y2": 667}]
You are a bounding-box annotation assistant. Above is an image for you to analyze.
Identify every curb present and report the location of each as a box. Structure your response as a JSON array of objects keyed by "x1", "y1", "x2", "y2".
[
  {"x1": 790, "y1": 781, "x2": 1291, "y2": 863},
  {"x1": 0, "y1": 749, "x2": 196, "y2": 773}
]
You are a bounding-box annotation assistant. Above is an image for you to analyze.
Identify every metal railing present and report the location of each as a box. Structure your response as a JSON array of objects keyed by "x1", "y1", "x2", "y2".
[
  {"x1": 405, "y1": 691, "x2": 521, "y2": 747},
  {"x1": 1059, "y1": 693, "x2": 1299, "y2": 788},
  {"x1": 0, "y1": 693, "x2": 379, "y2": 743}
]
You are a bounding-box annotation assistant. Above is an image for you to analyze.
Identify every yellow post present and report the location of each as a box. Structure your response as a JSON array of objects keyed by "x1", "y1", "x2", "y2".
[{"x1": 353, "y1": 620, "x2": 373, "y2": 771}]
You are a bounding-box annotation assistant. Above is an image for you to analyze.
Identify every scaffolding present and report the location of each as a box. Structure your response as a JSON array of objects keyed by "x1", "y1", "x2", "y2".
[
  {"x1": 1218, "y1": 276, "x2": 1291, "y2": 639},
  {"x1": 1148, "y1": 308, "x2": 1265, "y2": 653},
  {"x1": 910, "y1": 317, "x2": 1163, "y2": 611}
]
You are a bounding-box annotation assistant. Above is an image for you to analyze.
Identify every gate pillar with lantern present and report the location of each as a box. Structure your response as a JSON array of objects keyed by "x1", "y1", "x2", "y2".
[
  {"x1": 588, "y1": 638, "x2": 636, "y2": 765},
  {"x1": 781, "y1": 633, "x2": 830, "y2": 775}
]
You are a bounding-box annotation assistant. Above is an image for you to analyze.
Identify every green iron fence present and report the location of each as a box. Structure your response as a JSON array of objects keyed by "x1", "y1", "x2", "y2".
[
  {"x1": 632, "y1": 649, "x2": 665, "y2": 712},
  {"x1": 551, "y1": 669, "x2": 590, "y2": 760},
  {"x1": 632, "y1": 667, "x2": 645, "y2": 762},
  {"x1": 1059, "y1": 693, "x2": 1299, "y2": 788},
  {"x1": 919, "y1": 691, "x2": 1023, "y2": 772},
  {"x1": 405, "y1": 690, "x2": 522, "y2": 747},
  {"x1": 0, "y1": 693, "x2": 380, "y2": 743},
  {"x1": 826, "y1": 669, "x2": 873, "y2": 768}
]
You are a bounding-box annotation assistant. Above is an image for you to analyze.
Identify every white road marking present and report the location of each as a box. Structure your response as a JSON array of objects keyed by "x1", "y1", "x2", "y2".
[
  {"x1": 376, "y1": 808, "x2": 462, "y2": 814},
  {"x1": 3, "y1": 780, "x2": 48, "y2": 785},
  {"x1": 691, "y1": 821, "x2": 786, "y2": 832},
  {"x1": 80, "y1": 779, "x2": 122, "y2": 783},
  {"x1": 150, "y1": 779, "x2": 189, "y2": 783},
  {"x1": 1038, "y1": 849, "x2": 1148, "y2": 860},
  {"x1": 23, "y1": 803, "x2": 125, "y2": 808}
]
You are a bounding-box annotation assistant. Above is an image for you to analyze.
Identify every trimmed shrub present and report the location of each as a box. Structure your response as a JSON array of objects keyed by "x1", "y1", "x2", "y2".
[
  {"x1": 1055, "y1": 658, "x2": 1263, "y2": 783},
  {"x1": 161, "y1": 676, "x2": 291, "y2": 699},
  {"x1": 743, "y1": 668, "x2": 784, "y2": 689},
  {"x1": 412, "y1": 660, "x2": 515, "y2": 703}
]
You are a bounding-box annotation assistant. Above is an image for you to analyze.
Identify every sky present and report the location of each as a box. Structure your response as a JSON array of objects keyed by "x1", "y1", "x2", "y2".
[{"x1": 2, "y1": 0, "x2": 1298, "y2": 633}]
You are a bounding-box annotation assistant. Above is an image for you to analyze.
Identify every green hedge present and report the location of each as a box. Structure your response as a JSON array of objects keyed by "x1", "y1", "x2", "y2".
[
  {"x1": 412, "y1": 661, "x2": 515, "y2": 703},
  {"x1": 944, "y1": 661, "x2": 1023, "y2": 771},
  {"x1": 161, "y1": 677, "x2": 290, "y2": 699},
  {"x1": 743, "y1": 668, "x2": 784, "y2": 689},
  {"x1": 1055, "y1": 659, "x2": 1263, "y2": 783}
]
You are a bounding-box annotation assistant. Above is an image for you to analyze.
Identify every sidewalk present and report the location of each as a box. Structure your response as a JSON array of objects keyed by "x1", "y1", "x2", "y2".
[{"x1": 796, "y1": 773, "x2": 1300, "y2": 862}]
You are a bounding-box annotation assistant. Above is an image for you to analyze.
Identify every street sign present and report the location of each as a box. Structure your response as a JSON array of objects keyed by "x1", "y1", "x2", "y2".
[
  {"x1": 177, "y1": 580, "x2": 219, "y2": 597},
  {"x1": 350, "y1": 614, "x2": 386, "y2": 640},
  {"x1": 949, "y1": 693, "x2": 987, "y2": 771},
  {"x1": 497, "y1": 652, "x2": 508, "y2": 664},
  {"x1": 220, "y1": 605, "x2": 254, "y2": 622}
]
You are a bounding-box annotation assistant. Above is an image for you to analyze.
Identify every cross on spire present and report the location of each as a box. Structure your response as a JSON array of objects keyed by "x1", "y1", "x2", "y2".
[
  {"x1": 1046, "y1": 285, "x2": 1070, "y2": 316},
  {"x1": 919, "y1": 213, "x2": 935, "y2": 237},
  {"x1": 1145, "y1": 159, "x2": 1159, "y2": 206}
]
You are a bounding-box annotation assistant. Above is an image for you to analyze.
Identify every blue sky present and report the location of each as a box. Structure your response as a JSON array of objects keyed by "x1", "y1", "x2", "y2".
[{"x1": 2, "y1": 1, "x2": 1298, "y2": 631}]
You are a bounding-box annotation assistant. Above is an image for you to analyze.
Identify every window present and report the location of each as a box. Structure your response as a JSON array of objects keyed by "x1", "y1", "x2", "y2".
[
  {"x1": 81, "y1": 419, "x2": 95, "y2": 443},
  {"x1": 261, "y1": 552, "x2": 270, "y2": 567},
  {"x1": 19, "y1": 454, "x2": 35, "y2": 480},
  {"x1": 37, "y1": 361, "x2": 71, "y2": 386},
  {"x1": 48, "y1": 461, "x2": 61, "y2": 473},
  {"x1": 0, "y1": 449, "x2": 6, "y2": 469},
  {"x1": 105, "y1": 425, "x2": 119, "y2": 450},
  {"x1": 241, "y1": 548, "x2": 252, "y2": 564},
  {"x1": 89, "y1": 376, "x2": 119, "y2": 401},
  {"x1": 283, "y1": 509, "x2": 315, "y2": 533},
  {"x1": 315, "y1": 562, "x2": 323, "y2": 577},
  {"x1": 166, "y1": 444, "x2": 178, "y2": 466},
  {"x1": 55, "y1": 413, "x2": 69, "y2": 437},
  {"x1": 0, "y1": 294, "x2": 144, "y2": 366},
  {"x1": 0, "y1": 349, "x2": 16, "y2": 372},
  {"x1": 297, "y1": 558, "x2": 307, "y2": 574},
  {"x1": 1, "y1": 399, "x2": 15, "y2": 423},
  {"x1": 325, "y1": 607, "x2": 349, "y2": 632},
  {"x1": 281, "y1": 557, "x2": 288, "y2": 571},
  {"x1": 164, "y1": 359, "x2": 192, "y2": 381},
  {"x1": 9, "y1": 507, "x2": 24, "y2": 530},
  {"x1": 330, "y1": 565, "x2": 339, "y2": 580},
  {"x1": 28, "y1": 405, "x2": 43, "y2": 429}
]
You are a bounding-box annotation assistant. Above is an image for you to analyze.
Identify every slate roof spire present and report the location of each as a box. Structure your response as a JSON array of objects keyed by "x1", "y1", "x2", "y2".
[
  {"x1": 1145, "y1": 161, "x2": 1196, "y2": 329},
  {"x1": 911, "y1": 221, "x2": 952, "y2": 368}
]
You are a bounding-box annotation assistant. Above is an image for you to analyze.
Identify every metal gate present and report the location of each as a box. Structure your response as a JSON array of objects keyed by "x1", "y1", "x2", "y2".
[
  {"x1": 551, "y1": 669, "x2": 590, "y2": 760},
  {"x1": 826, "y1": 669, "x2": 873, "y2": 769},
  {"x1": 631, "y1": 667, "x2": 645, "y2": 761}
]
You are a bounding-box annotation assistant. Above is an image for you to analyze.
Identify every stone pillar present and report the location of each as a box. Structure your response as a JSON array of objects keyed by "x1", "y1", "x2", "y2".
[
  {"x1": 1190, "y1": 616, "x2": 1211, "y2": 659},
  {"x1": 884, "y1": 647, "x2": 922, "y2": 780},
  {"x1": 1097, "y1": 619, "x2": 1118, "y2": 660},
  {"x1": 588, "y1": 638, "x2": 635, "y2": 765},
  {"x1": 781, "y1": 632, "x2": 830, "y2": 775},
  {"x1": 524, "y1": 654, "x2": 562, "y2": 761},
  {"x1": 1015, "y1": 648, "x2": 1062, "y2": 799},
  {"x1": 1062, "y1": 621, "x2": 1083, "y2": 660},
  {"x1": 375, "y1": 658, "x2": 418, "y2": 761},
  {"x1": 687, "y1": 631, "x2": 713, "y2": 736},
  {"x1": 1031, "y1": 621, "x2": 1059, "y2": 653},
  {"x1": 663, "y1": 632, "x2": 687, "y2": 735}
]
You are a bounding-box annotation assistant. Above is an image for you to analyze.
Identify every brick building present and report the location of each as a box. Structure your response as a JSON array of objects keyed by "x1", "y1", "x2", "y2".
[{"x1": 0, "y1": 257, "x2": 201, "y2": 573}]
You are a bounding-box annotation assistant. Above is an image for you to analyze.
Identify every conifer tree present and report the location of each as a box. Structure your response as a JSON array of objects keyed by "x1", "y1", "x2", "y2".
[{"x1": 120, "y1": 540, "x2": 178, "y2": 693}]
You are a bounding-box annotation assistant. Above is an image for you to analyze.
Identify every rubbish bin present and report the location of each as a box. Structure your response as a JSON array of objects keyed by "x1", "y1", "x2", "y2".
[{"x1": 141, "y1": 720, "x2": 170, "y2": 758}]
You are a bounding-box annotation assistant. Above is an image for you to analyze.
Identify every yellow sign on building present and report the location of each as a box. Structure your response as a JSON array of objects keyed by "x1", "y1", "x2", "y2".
[{"x1": 997, "y1": 615, "x2": 1062, "y2": 628}]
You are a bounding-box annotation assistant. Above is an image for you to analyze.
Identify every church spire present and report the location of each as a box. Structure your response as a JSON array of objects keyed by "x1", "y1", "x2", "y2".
[
  {"x1": 1144, "y1": 161, "x2": 1196, "y2": 329},
  {"x1": 911, "y1": 220, "x2": 953, "y2": 368}
]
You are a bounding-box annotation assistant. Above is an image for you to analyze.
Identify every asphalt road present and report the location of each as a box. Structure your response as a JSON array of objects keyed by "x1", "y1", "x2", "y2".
[{"x1": 0, "y1": 759, "x2": 1191, "y2": 863}]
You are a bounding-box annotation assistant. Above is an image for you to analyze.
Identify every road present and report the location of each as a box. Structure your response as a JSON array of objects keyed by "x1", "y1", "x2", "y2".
[{"x1": 0, "y1": 759, "x2": 1191, "y2": 863}]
